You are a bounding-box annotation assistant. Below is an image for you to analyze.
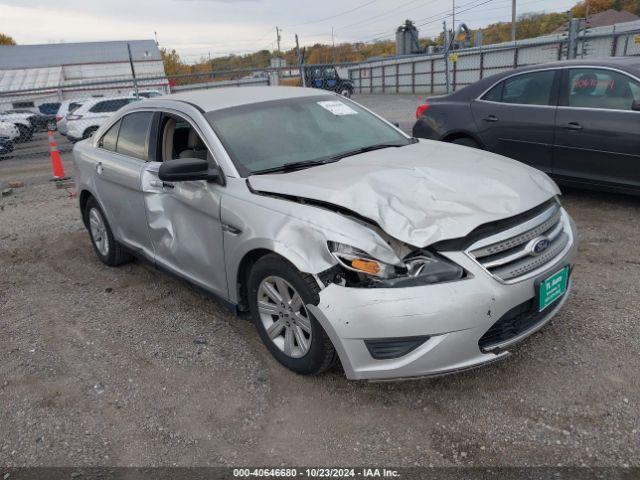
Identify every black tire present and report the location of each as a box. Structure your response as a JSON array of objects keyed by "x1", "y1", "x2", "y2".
[
  {"x1": 451, "y1": 137, "x2": 481, "y2": 149},
  {"x1": 83, "y1": 197, "x2": 132, "y2": 267},
  {"x1": 339, "y1": 87, "x2": 352, "y2": 98},
  {"x1": 15, "y1": 124, "x2": 33, "y2": 143},
  {"x1": 83, "y1": 127, "x2": 99, "y2": 140},
  {"x1": 248, "y1": 254, "x2": 337, "y2": 375}
]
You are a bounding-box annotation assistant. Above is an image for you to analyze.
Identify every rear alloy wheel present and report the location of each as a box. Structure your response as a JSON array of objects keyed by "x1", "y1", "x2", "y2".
[
  {"x1": 339, "y1": 88, "x2": 352, "y2": 98},
  {"x1": 84, "y1": 197, "x2": 132, "y2": 267},
  {"x1": 248, "y1": 254, "x2": 337, "y2": 375}
]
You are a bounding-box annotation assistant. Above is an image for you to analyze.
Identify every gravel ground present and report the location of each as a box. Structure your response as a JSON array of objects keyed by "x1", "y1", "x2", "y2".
[{"x1": 0, "y1": 95, "x2": 638, "y2": 467}]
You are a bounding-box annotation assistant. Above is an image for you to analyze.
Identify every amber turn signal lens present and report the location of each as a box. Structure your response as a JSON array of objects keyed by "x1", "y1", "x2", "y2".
[{"x1": 351, "y1": 259, "x2": 381, "y2": 276}]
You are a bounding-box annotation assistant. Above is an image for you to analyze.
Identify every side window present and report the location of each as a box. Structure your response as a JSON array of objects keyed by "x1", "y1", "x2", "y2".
[
  {"x1": 116, "y1": 112, "x2": 154, "y2": 160},
  {"x1": 99, "y1": 120, "x2": 120, "y2": 151},
  {"x1": 567, "y1": 68, "x2": 640, "y2": 111},
  {"x1": 90, "y1": 99, "x2": 129, "y2": 113},
  {"x1": 481, "y1": 73, "x2": 555, "y2": 105},
  {"x1": 500, "y1": 71, "x2": 556, "y2": 106},
  {"x1": 159, "y1": 115, "x2": 211, "y2": 164},
  {"x1": 482, "y1": 81, "x2": 504, "y2": 102}
]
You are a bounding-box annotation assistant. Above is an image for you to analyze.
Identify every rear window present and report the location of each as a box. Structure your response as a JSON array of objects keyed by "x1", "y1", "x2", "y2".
[
  {"x1": 99, "y1": 120, "x2": 121, "y2": 152},
  {"x1": 116, "y1": 112, "x2": 154, "y2": 160},
  {"x1": 39, "y1": 103, "x2": 61, "y2": 115},
  {"x1": 89, "y1": 99, "x2": 131, "y2": 113}
]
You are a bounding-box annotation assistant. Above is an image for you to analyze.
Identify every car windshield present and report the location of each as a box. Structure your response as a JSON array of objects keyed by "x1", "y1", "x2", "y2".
[{"x1": 206, "y1": 95, "x2": 408, "y2": 176}]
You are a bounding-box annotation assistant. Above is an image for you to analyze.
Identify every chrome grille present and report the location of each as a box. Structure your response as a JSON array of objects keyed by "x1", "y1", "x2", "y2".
[{"x1": 469, "y1": 203, "x2": 568, "y2": 281}]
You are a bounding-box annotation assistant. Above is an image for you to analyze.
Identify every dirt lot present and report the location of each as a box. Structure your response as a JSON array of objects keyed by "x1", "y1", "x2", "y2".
[{"x1": 0, "y1": 96, "x2": 639, "y2": 467}]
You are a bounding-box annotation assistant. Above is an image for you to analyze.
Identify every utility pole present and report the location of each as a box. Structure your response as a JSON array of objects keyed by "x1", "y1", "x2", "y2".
[
  {"x1": 127, "y1": 42, "x2": 139, "y2": 100},
  {"x1": 511, "y1": 0, "x2": 517, "y2": 41},
  {"x1": 276, "y1": 26, "x2": 282, "y2": 54},
  {"x1": 332, "y1": 26, "x2": 335, "y2": 63},
  {"x1": 296, "y1": 34, "x2": 306, "y2": 87},
  {"x1": 452, "y1": 0, "x2": 455, "y2": 45},
  {"x1": 443, "y1": 21, "x2": 450, "y2": 94}
]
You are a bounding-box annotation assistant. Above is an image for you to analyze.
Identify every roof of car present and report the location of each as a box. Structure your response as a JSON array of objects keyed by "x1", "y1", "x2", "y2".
[
  {"x1": 156, "y1": 86, "x2": 335, "y2": 112},
  {"x1": 450, "y1": 56, "x2": 640, "y2": 99}
]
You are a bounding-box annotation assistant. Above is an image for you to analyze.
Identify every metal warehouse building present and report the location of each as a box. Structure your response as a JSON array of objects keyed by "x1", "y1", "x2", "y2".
[{"x1": 0, "y1": 40, "x2": 168, "y2": 109}]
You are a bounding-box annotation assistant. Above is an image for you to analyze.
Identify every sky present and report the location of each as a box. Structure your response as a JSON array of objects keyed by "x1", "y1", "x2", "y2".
[{"x1": 0, "y1": 0, "x2": 577, "y2": 62}]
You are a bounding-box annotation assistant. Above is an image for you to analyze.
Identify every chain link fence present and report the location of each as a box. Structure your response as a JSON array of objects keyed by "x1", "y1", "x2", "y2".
[
  {"x1": 348, "y1": 27, "x2": 640, "y2": 95},
  {"x1": 1, "y1": 25, "x2": 639, "y2": 160}
]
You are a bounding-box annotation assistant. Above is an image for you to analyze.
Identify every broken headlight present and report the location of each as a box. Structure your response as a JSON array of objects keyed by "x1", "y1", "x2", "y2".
[{"x1": 327, "y1": 242, "x2": 464, "y2": 288}]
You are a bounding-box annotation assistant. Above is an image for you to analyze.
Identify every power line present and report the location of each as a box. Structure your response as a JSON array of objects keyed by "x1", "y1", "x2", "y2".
[
  {"x1": 284, "y1": 0, "x2": 379, "y2": 28},
  {"x1": 335, "y1": 0, "x2": 436, "y2": 31},
  {"x1": 356, "y1": 0, "x2": 496, "y2": 42}
]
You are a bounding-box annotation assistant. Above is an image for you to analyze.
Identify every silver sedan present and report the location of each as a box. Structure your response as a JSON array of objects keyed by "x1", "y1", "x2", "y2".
[{"x1": 73, "y1": 86, "x2": 577, "y2": 380}]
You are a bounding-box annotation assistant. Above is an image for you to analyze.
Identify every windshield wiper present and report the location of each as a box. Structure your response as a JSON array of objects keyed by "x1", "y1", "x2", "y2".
[
  {"x1": 329, "y1": 140, "x2": 413, "y2": 161},
  {"x1": 251, "y1": 158, "x2": 338, "y2": 175}
]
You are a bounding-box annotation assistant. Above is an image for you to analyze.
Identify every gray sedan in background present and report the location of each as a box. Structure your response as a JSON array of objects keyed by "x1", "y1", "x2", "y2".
[
  {"x1": 413, "y1": 57, "x2": 640, "y2": 195},
  {"x1": 73, "y1": 87, "x2": 577, "y2": 380}
]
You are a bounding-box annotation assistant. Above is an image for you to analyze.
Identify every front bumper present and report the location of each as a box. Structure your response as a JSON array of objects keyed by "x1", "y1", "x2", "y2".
[{"x1": 308, "y1": 211, "x2": 578, "y2": 381}]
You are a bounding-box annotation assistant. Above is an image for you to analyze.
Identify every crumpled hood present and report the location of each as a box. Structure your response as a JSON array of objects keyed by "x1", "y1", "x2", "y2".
[{"x1": 248, "y1": 140, "x2": 560, "y2": 247}]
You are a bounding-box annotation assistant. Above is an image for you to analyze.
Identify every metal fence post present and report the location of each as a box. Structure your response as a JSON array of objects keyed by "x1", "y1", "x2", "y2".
[
  {"x1": 382, "y1": 65, "x2": 386, "y2": 93},
  {"x1": 513, "y1": 47, "x2": 519, "y2": 69},
  {"x1": 396, "y1": 64, "x2": 400, "y2": 94},
  {"x1": 430, "y1": 58, "x2": 435, "y2": 94},
  {"x1": 453, "y1": 60, "x2": 457, "y2": 92},
  {"x1": 126, "y1": 42, "x2": 139, "y2": 100},
  {"x1": 369, "y1": 67, "x2": 373, "y2": 94},
  {"x1": 411, "y1": 62, "x2": 416, "y2": 94},
  {"x1": 479, "y1": 51, "x2": 484, "y2": 79}
]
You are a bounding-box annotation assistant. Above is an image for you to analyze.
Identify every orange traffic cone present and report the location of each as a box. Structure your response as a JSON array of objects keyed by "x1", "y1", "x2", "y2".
[{"x1": 48, "y1": 130, "x2": 68, "y2": 180}]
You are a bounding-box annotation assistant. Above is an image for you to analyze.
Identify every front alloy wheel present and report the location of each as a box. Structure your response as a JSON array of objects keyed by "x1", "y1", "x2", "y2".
[
  {"x1": 257, "y1": 276, "x2": 312, "y2": 358},
  {"x1": 248, "y1": 254, "x2": 337, "y2": 375}
]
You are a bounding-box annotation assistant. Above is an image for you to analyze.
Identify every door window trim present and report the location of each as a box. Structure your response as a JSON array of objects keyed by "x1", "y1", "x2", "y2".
[
  {"x1": 96, "y1": 111, "x2": 159, "y2": 163},
  {"x1": 475, "y1": 65, "x2": 640, "y2": 109},
  {"x1": 154, "y1": 109, "x2": 223, "y2": 172},
  {"x1": 476, "y1": 68, "x2": 560, "y2": 108},
  {"x1": 558, "y1": 67, "x2": 640, "y2": 113}
]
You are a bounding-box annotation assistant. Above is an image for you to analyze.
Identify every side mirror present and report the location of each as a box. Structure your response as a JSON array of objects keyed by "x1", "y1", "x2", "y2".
[
  {"x1": 158, "y1": 158, "x2": 221, "y2": 183},
  {"x1": 632, "y1": 100, "x2": 640, "y2": 112}
]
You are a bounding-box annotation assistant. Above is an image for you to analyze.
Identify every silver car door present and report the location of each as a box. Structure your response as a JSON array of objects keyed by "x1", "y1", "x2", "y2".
[
  {"x1": 141, "y1": 112, "x2": 228, "y2": 298},
  {"x1": 92, "y1": 112, "x2": 155, "y2": 257}
]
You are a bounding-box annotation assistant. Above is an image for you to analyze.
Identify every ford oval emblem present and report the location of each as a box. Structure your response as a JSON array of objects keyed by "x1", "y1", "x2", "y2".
[{"x1": 528, "y1": 237, "x2": 551, "y2": 256}]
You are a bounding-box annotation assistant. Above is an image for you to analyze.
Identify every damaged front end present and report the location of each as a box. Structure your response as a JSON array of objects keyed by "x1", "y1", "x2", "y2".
[{"x1": 324, "y1": 242, "x2": 465, "y2": 289}]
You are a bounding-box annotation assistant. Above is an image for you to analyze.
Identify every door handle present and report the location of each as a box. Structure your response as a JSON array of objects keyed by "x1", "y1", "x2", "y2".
[
  {"x1": 565, "y1": 122, "x2": 583, "y2": 131},
  {"x1": 96, "y1": 162, "x2": 104, "y2": 175},
  {"x1": 150, "y1": 180, "x2": 174, "y2": 189},
  {"x1": 482, "y1": 115, "x2": 499, "y2": 123}
]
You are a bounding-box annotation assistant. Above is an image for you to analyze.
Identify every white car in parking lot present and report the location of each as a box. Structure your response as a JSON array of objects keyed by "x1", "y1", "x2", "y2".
[
  {"x1": 56, "y1": 99, "x2": 84, "y2": 136},
  {"x1": 0, "y1": 111, "x2": 34, "y2": 142},
  {"x1": 0, "y1": 120, "x2": 20, "y2": 141},
  {"x1": 73, "y1": 87, "x2": 577, "y2": 380},
  {"x1": 66, "y1": 96, "x2": 139, "y2": 142}
]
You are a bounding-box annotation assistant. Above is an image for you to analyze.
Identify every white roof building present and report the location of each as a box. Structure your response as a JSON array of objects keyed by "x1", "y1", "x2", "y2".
[{"x1": 0, "y1": 40, "x2": 168, "y2": 109}]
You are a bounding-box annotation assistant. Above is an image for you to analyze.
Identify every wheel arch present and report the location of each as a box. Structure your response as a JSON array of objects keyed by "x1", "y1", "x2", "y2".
[
  {"x1": 79, "y1": 189, "x2": 96, "y2": 228},
  {"x1": 441, "y1": 130, "x2": 485, "y2": 148}
]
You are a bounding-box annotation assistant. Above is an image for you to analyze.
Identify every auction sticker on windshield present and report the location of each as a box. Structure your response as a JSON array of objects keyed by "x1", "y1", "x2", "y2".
[
  {"x1": 317, "y1": 100, "x2": 358, "y2": 116},
  {"x1": 538, "y1": 266, "x2": 569, "y2": 311}
]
